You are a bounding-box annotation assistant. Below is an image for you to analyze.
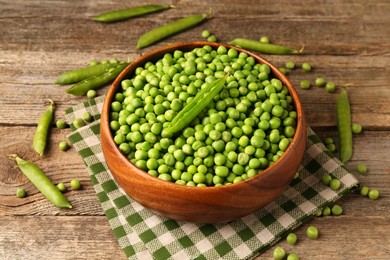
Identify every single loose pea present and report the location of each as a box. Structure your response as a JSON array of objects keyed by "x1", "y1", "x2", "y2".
[
  {"x1": 259, "y1": 36, "x2": 269, "y2": 43},
  {"x1": 285, "y1": 61, "x2": 295, "y2": 70},
  {"x1": 272, "y1": 246, "x2": 286, "y2": 260},
  {"x1": 73, "y1": 118, "x2": 85, "y2": 129},
  {"x1": 300, "y1": 79, "x2": 311, "y2": 89},
  {"x1": 201, "y1": 30, "x2": 211, "y2": 38},
  {"x1": 326, "y1": 143, "x2": 336, "y2": 152},
  {"x1": 352, "y1": 123, "x2": 362, "y2": 134},
  {"x1": 83, "y1": 112, "x2": 93, "y2": 122},
  {"x1": 321, "y1": 174, "x2": 332, "y2": 185},
  {"x1": 306, "y1": 225, "x2": 319, "y2": 239},
  {"x1": 70, "y1": 179, "x2": 82, "y2": 190},
  {"x1": 87, "y1": 89, "x2": 97, "y2": 99},
  {"x1": 287, "y1": 253, "x2": 300, "y2": 260},
  {"x1": 322, "y1": 206, "x2": 331, "y2": 216},
  {"x1": 278, "y1": 67, "x2": 287, "y2": 75},
  {"x1": 368, "y1": 189, "x2": 380, "y2": 200},
  {"x1": 302, "y1": 62, "x2": 312, "y2": 72},
  {"x1": 59, "y1": 141, "x2": 69, "y2": 151},
  {"x1": 207, "y1": 35, "x2": 217, "y2": 42},
  {"x1": 324, "y1": 137, "x2": 334, "y2": 144},
  {"x1": 57, "y1": 183, "x2": 67, "y2": 192},
  {"x1": 330, "y1": 178, "x2": 341, "y2": 190},
  {"x1": 286, "y1": 232, "x2": 297, "y2": 245},
  {"x1": 315, "y1": 77, "x2": 326, "y2": 87},
  {"x1": 56, "y1": 119, "x2": 67, "y2": 129},
  {"x1": 357, "y1": 163, "x2": 367, "y2": 174},
  {"x1": 16, "y1": 188, "x2": 26, "y2": 198},
  {"x1": 360, "y1": 186, "x2": 369, "y2": 196},
  {"x1": 331, "y1": 204, "x2": 343, "y2": 216},
  {"x1": 325, "y1": 81, "x2": 336, "y2": 93}
]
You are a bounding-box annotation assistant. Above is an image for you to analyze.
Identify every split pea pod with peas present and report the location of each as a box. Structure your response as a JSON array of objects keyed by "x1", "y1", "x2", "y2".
[
  {"x1": 33, "y1": 99, "x2": 54, "y2": 156},
  {"x1": 55, "y1": 62, "x2": 121, "y2": 85},
  {"x1": 164, "y1": 77, "x2": 226, "y2": 136},
  {"x1": 66, "y1": 62, "x2": 129, "y2": 96},
  {"x1": 8, "y1": 154, "x2": 72, "y2": 208}
]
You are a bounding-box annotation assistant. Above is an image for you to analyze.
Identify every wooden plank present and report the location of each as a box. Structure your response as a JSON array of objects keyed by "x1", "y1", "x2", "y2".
[
  {"x1": 0, "y1": 216, "x2": 125, "y2": 260},
  {"x1": 262, "y1": 215, "x2": 390, "y2": 259},
  {"x1": 1, "y1": 125, "x2": 389, "y2": 216},
  {"x1": 0, "y1": 52, "x2": 389, "y2": 127},
  {"x1": 1, "y1": 1, "x2": 389, "y2": 54},
  {"x1": 0, "y1": 214, "x2": 389, "y2": 259}
]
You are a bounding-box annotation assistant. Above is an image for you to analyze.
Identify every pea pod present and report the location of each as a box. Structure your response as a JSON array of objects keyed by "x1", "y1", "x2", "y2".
[
  {"x1": 137, "y1": 13, "x2": 209, "y2": 49},
  {"x1": 337, "y1": 88, "x2": 353, "y2": 163},
  {"x1": 55, "y1": 62, "x2": 121, "y2": 85},
  {"x1": 228, "y1": 38, "x2": 302, "y2": 55},
  {"x1": 66, "y1": 62, "x2": 129, "y2": 96},
  {"x1": 92, "y1": 4, "x2": 173, "y2": 23},
  {"x1": 9, "y1": 154, "x2": 72, "y2": 208},
  {"x1": 33, "y1": 99, "x2": 54, "y2": 156},
  {"x1": 166, "y1": 77, "x2": 226, "y2": 135}
]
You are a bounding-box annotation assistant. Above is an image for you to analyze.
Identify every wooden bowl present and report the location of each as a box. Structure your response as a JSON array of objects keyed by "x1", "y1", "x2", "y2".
[{"x1": 100, "y1": 42, "x2": 306, "y2": 223}]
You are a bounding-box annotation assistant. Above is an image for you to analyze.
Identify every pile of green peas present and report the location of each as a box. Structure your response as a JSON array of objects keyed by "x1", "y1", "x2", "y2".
[{"x1": 109, "y1": 45, "x2": 298, "y2": 187}]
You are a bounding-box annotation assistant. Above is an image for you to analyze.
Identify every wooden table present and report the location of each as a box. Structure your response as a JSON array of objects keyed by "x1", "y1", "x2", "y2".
[{"x1": 1, "y1": 0, "x2": 389, "y2": 259}]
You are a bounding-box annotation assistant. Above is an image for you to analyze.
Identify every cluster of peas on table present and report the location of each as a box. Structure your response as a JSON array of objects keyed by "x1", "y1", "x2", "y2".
[{"x1": 109, "y1": 45, "x2": 298, "y2": 186}]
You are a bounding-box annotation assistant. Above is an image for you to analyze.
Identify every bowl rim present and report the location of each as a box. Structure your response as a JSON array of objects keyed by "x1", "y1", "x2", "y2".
[{"x1": 101, "y1": 41, "x2": 306, "y2": 191}]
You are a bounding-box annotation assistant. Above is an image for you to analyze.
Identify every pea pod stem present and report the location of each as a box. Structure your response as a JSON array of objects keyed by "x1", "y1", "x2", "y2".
[
  {"x1": 228, "y1": 38, "x2": 302, "y2": 55},
  {"x1": 337, "y1": 88, "x2": 353, "y2": 163},
  {"x1": 55, "y1": 62, "x2": 121, "y2": 85},
  {"x1": 137, "y1": 12, "x2": 209, "y2": 49},
  {"x1": 66, "y1": 62, "x2": 129, "y2": 96},
  {"x1": 8, "y1": 154, "x2": 72, "y2": 209},
  {"x1": 33, "y1": 99, "x2": 55, "y2": 156},
  {"x1": 166, "y1": 77, "x2": 226, "y2": 135},
  {"x1": 92, "y1": 4, "x2": 174, "y2": 23}
]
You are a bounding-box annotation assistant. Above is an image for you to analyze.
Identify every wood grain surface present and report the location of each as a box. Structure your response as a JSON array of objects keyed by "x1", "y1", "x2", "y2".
[{"x1": 1, "y1": 0, "x2": 389, "y2": 259}]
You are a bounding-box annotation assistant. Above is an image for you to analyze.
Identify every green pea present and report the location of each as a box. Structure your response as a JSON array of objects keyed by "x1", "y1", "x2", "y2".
[
  {"x1": 315, "y1": 77, "x2": 326, "y2": 87},
  {"x1": 306, "y1": 225, "x2": 319, "y2": 239},
  {"x1": 272, "y1": 246, "x2": 286, "y2": 260},
  {"x1": 285, "y1": 61, "x2": 295, "y2": 70},
  {"x1": 57, "y1": 183, "x2": 67, "y2": 192},
  {"x1": 59, "y1": 141, "x2": 69, "y2": 151},
  {"x1": 56, "y1": 119, "x2": 67, "y2": 129},
  {"x1": 331, "y1": 204, "x2": 343, "y2": 216},
  {"x1": 259, "y1": 36, "x2": 269, "y2": 43},
  {"x1": 207, "y1": 35, "x2": 217, "y2": 42},
  {"x1": 330, "y1": 178, "x2": 341, "y2": 190},
  {"x1": 73, "y1": 118, "x2": 85, "y2": 129},
  {"x1": 70, "y1": 179, "x2": 82, "y2": 190},
  {"x1": 286, "y1": 232, "x2": 297, "y2": 245},
  {"x1": 325, "y1": 81, "x2": 336, "y2": 93},
  {"x1": 16, "y1": 188, "x2": 26, "y2": 198},
  {"x1": 287, "y1": 253, "x2": 300, "y2": 260},
  {"x1": 322, "y1": 206, "x2": 331, "y2": 216},
  {"x1": 83, "y1": 112, "x2": 93, "y2": 122},
  {"x1": 352, "y1": 123, "x2": 362, "y2": 134},
  {"x1": 300, "y1": 79, "x2": 311, "y2": 89},
  {"x1": 302, "y1": 62, "x2": 312, "y2": 72},
  {"x1": 368, "y1": 189, "x2": 380, "y2": 200},
  {"x1": 87, "y1": 89, "x2": 97, "y2": 99},
  {"x1": 360, "y1": 186, "x2": 369, "y2": 196},
  {"x1": 357, "y1": 163, "x2": 367, "y2": 174}
]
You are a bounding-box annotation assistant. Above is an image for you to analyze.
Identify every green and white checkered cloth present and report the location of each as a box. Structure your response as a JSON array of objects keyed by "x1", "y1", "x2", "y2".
[{"x1": 65, "y1": 96, "x2": 358, "y2": 260}]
